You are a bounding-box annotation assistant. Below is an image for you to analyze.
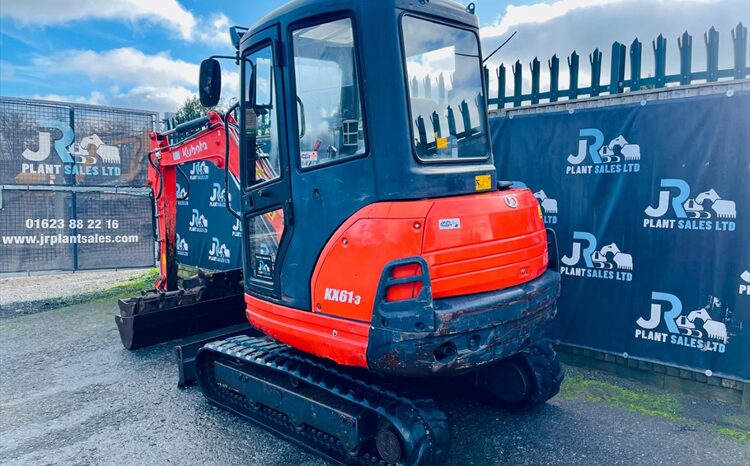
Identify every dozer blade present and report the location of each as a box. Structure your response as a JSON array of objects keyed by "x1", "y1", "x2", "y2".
[
  {"x1": 116, "y1": 293, "x2": 247, "y2": 350},
  {"x1": 174, "y1": 322, "x2": 260, "y2": 387}
]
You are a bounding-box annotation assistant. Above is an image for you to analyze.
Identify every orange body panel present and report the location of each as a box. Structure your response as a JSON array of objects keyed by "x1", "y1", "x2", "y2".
[
  {"x1": 421, "y1": 192, "x2": 548, "y2": 297},
  {"x1": 246, "y1": 293, "x2": 370, "y2": 367},
  {"x1": 310, "y1": 188, "x2": 546, "y2": 321}
]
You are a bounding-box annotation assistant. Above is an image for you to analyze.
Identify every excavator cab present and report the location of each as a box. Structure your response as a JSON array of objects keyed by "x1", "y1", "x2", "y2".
[{"x1": 189, "y1": 1, "x2": 563, "y2": 464}]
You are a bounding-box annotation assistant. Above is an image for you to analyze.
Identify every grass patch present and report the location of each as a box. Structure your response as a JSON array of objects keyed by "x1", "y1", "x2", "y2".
[
  {"x1": 561, "y1": 373, "x2": 750, "y2": 443},
  {"x1": 561, "y1": 374, "x2": 682, "y2": 420},
  {"x1": 716, "y1": 426, "x2": 750, "y2": 442},
  {"x1": 1, "y1": 268, "x2": 159, "y2": 318},
  {"x1": 99, "y1": 268, "x2": 159, "y2": 300}
]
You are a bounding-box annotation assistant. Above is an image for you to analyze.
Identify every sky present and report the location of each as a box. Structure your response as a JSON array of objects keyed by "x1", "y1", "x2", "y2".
[{"x1": 0, "y1": 0, "x2": 747, "y2": 114}]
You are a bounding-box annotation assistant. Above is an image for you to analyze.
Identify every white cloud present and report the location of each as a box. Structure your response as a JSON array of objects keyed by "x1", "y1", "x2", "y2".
[
  {"x1": 481, "y1": 0, "x2": 623, "y2": 38},
  {"x1": 33, "y1": 48, "x2": 199, "y2": 88},
  {"x1": 480, "y1": 0, "x2": 750, "y2": 99},
  {"x1": 1, "y1": 0, "x2": 196, "y2": 41},
  {"x1": 109, "y1": 86, "x2": 195, "y2": 111},
  {"x1": 26, "y1": 48, "x2": 240, "y2": 113},
  {"x1": 196, "y1": 13, "x2": 234, "y2": 49},
  {"x1": 31, "y1": 91, "x2": 106, "y2": 106}
]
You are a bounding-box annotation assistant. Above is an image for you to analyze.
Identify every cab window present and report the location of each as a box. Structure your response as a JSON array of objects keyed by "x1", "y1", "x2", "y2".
[
  {"x1": 292, "y1": 18, "x2": 366, "y2": 169},
  {"x1": 402, "y1": 16, "x2": 490, "y2": 161},
  {"x1": 243, "y1": 45, "x2": 281, "y2": 188}
]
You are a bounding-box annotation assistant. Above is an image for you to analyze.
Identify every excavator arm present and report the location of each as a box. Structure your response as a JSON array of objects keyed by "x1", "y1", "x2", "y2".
[
  {"x1": 115, "y1": 111, "x2": 253, "y2": 351},
  {"x1": 147, "y1": 111, "x2": 240, "y2": 290}
]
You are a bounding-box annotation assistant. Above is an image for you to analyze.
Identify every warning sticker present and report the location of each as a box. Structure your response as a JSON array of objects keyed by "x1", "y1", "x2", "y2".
[{"x1": 475, "y1": 174, "x2": 492, "y2": 191}]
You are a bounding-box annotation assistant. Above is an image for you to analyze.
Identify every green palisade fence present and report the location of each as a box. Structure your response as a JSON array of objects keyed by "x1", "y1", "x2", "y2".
[{"x1": 485, "y1": 23, "x2": 749, "y2": 109}]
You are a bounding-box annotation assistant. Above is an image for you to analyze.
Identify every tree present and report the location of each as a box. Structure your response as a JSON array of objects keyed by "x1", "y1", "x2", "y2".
[{"x1": 173, "y1": 95, "x2": 211, "y2": 126}]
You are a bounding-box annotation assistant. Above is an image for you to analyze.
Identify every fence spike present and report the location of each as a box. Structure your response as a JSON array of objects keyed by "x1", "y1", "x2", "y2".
[
  {"x1": 653, "y1": 34, "x2": 667, "y2": 87},
  {"x1": 415, "y1": 115, "x2": 427, "y2": 146},
  {"x1": 530, "y1": 57, "x2": 541, "y2": 104},
  {"x1": 678, "y1": 30, "x2": 693, "y2": 85},
  {"x1": 590, "y1": 48, "x2": 602, "y2": 96},
  {"x1": 705, "y1": 26, "x2": 719, "y2": 82},
  {"x1": 483, "y1": 66, "x2": 490, "y2": 99},
  {"x1": 731, "y1": 22, "x2": 748, "y2": 79},
  {"x1": 609, "y1": 42, "x2": 626, "y2": 94},
  {"x1": 424, "y1": 75, "x2": 433, "y2": 100},
  {"x1": 512, "y1": 60, "x2": 523, "y2": 107},
  {"x1": 430, "y1": 111, "x2": 441, "y2": 138},
  {"x1": 437, "y1": 73, "x2": 446, "y2": 106},
  {"x1": 568, "y1": 51, "x2": 580, "y2": 99},
  {"x1": 497, "y1": 64, "x2": 506, "y2": 109},
  {"x1": 549, "y1": 54, "x2": 560, "y2": 102},
  {"x1": 447, "y1": 105, "x2": 456, "y2": 135},
  {"x1": 411, "y1": 76, "x2": 419, "y2": 98},
  {"x1": 459, "y1": 99, "x2": 472, "y2": 133},
  {"x1": 630, "y1": 38, "x2": 642, "y2": 90}
]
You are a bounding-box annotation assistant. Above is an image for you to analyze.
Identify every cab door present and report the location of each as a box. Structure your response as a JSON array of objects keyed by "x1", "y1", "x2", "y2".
[{"x1": 240, "y1": 25, "x2": 292, "y2": 299}]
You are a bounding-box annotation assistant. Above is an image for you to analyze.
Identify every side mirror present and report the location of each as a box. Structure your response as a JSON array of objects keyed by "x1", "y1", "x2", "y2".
[{"x1": 199, "y1": 58, "x2": 222, "y2": 107}]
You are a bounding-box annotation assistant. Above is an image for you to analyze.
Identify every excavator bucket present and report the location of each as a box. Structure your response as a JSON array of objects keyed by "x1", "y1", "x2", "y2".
[{"x1": 115, "y1": 270, "x2": 247, "y2": 350}]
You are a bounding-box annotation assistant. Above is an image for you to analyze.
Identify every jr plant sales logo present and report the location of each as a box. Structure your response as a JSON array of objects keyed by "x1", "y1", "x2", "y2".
[
  {"x1": 533, "y1": 190, "x2": 558, "y2": 224},
  {"x1": 21, "y1": 120, "x2": 121, "y2": 177},
  {"x1": 561, "y1": 231, "x2": 633, "y2": 282},
  {"x1": 208, "y1": 237, "x2": 231, "y2": 264},
  {"x1": 209, "y1": 182, "x2": 229, "y2": 208},
  {"x1": 188, "y1": 161, "x2": 210, "y2": 180},
  {"x1": 176, "y1": 183, "x2": 188, "y2": 206},
  {"x1": 176, "y1": 233, "x2": 189, "y2": 257},
  {"x1": 740, "y1": 271, "x2": 750, "y2": 296},
  {"x1": 635, "y1": 293, "x2": 738, "y2": 353},
  {"x1": 188, "y1": 209, "x2": 208, "y2": 233},
  {"x1": 232, "y1": 218, "x2": 242, "y2": 237},
  {"x1": 566, "y1": 129, "x2": 641, "y2": 175},
  {"x1": 643, "y1": 179, "x2": 737, "y2": 231}
]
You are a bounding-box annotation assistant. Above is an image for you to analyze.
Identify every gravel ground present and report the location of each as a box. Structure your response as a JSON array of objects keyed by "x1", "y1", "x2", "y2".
[
  {"x1": 0, "y1": 296, "x2": 748, "y2": 466},
  {"x1": 0, "y1": 269, "x2": 151, "y2": 315}
]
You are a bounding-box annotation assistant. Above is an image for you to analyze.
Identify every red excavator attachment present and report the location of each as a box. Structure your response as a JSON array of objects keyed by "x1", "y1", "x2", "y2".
[{"x1": 115, "y1": 112, "x2": 250, "y2": 350}]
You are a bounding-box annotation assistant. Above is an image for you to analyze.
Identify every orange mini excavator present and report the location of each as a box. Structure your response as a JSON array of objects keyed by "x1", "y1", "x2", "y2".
[{"x1": 118, "y1": 1, "x2": 564, "y2": 464}]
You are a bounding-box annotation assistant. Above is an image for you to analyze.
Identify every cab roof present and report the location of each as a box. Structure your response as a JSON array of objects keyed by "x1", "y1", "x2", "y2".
[{"x1": 246, "y1": 0, "x2": 478, "y2": 43}]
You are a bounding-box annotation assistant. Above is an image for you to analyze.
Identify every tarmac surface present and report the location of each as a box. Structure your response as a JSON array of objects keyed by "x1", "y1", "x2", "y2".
[{"x1": 1, "y1": 295, "x2": 748, "y2": 466}]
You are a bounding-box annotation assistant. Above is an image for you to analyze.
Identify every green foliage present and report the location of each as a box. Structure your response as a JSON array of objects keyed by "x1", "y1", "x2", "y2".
[{"x1": 173, "y1": 95, "x2": 211, "y2": 126}]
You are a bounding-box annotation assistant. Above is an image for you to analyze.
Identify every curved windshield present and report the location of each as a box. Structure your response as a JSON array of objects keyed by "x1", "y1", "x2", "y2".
[{"x1": 402, "y1": 16, "x2": 489, "y2": 161}]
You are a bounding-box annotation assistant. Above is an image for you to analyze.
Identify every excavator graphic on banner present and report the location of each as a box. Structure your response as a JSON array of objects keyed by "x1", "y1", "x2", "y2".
[
  {"x1": 116, "y1": 1, "x2": 564, "y2": 464},
  {"x1": 683, "y1": 189, "x2": 737, "y2": 219}
]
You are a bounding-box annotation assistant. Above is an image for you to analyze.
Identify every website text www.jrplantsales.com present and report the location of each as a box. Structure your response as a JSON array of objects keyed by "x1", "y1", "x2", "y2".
[{"x1": 2, "y1": 233, "x2": 140, "y2": 246}]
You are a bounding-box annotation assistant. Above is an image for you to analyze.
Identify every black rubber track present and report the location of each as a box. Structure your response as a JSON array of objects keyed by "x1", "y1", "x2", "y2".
[
  {"x1": 502, "y1": 342, "x2": 565, "y2": 412},
  {"x1": 195, "y1": 335, "x2": 450, "y2": 466}
]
